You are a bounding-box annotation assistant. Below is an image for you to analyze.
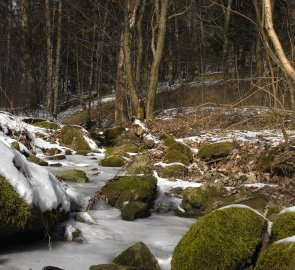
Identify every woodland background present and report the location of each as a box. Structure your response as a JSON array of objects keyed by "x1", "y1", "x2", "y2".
[{"x1": 0, "y1": 0, "x2": 294, "y2": 123}]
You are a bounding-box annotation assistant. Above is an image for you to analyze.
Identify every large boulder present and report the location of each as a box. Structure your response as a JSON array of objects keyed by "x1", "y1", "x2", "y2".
[
  {"x1": 113, "y1": 242, "x2": 161, "y2": 270},
  {"x1": 255, "y1": 241, "x2": 295, "y2": 270},
  {"x1": 103, "y1": 126, "x2": 126, "y2": 146},
  {"x1": 121, "y1": 202, "x2": 150, "y2": 221},
  {"x1": 59, "y1": 125, "x2": 92, "y2": 151},
  {"x1": 271, "y1": 212, "x2": 295, "y2": 242},
  {"x1": 172, "y1": 206, "x2": 266, "y2": 270},
  {"x1": 100, "y1": 176, "x2": 157, "y2": 209},
  {"x1": 163, "y1": 141, "x2": 193, "y2": 165},
  {"x1": 106, "y1": 143, "x2": 138, "y2": 157},
  {"x1": 125, "y1": 154, "x2": 152, "y2": 175},
  {"x1": 197, "y1": 141, "x2": 235, "y2": 160},
  {"x1": 56, "y1": 169, "x2": 88, "y2": 183},
  {"x1": 180, "y1": 183, "x2": 224, "y2": 216},
  {"x1": 100, "y1": 155, "x2": 127, "y2": 167},
  {"x1": 158, "y1": 164, "x2": 186, "y2": 180}
]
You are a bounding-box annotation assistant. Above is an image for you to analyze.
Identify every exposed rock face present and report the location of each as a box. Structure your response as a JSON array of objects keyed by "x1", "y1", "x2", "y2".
[
  {"x1": 172, "y1": 207, "x2": 266, "y2": 270},
  {"x1": 113, "y1": 242, "x2": 161, "y2": 270}
]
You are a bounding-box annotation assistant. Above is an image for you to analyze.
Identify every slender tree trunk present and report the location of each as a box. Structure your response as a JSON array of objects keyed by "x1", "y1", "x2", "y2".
[
  {"x1": 263, "y1": 0, "x2": 295, "y2": 81},
  {"x1": 45, "y1": 0, "x2": 53, "y2": 110},
  {"x1": 146, "y1": 0, "x2": 169, "y2": 120},
  {"x1": 53, "y1": 0, "x2": 62, "y2": 117}
]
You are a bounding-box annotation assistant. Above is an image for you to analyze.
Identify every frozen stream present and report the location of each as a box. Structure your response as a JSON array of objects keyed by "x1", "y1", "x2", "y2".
[{"x1": 0, "y1": 153, "x2": 196, "y2": 270}]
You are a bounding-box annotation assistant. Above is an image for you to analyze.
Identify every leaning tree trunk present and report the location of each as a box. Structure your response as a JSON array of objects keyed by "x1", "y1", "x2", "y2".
[{"x1": 146, "y1": 0, "x2": 169, "y2": 120}]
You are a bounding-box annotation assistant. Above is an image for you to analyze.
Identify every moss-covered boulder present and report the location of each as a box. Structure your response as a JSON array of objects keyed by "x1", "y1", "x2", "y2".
[
  {"x1": 48, "y1": 154, "x2": 66, "y2": 161},
  {"x1": 172, "y1": 207, "x2": 266, "y2": 270},
  {"x1": 265, "y1": 204, "x2": 282, "y2": 221},
  {"x1": 33, "y1": 121, "x2": 60, "y2": 130},
  {"x1": 271, "y1": 212, "x2": 295, "y2": 242},
  {"x1": 161, "y1": 133, "x2": 176, "y2": 147},
  {"x1": 163, "y1": 141, "x2": 193, "y2": 166},
  {"x1": 125, "y1": 154, "x2": 152, "y2": 175},
  {"x1": 55, "y1": 169, "x2": 88, "y2": 183},
  {"x1": 181, "y1": 183, "x2": 224, "y2": 216},
  {"x1": 59, "y1": 125, "x2": 91, "y2": 151},
  {"x1": 106, "y1": 143, "x2": 138, "y2": 157},
  {"x1": 90, "y1": 265, "x2": 137, "y2": 270},
  {"x1": 100, "y1": 176, "x2": 157, "y2": 209},
  {"x1": 11, "y1": 141, "x2": 20, "y2": 151},
  {"x1": 256, "y1": 147, "x2": 295, "y2": 176},
  {"x1": 100, "y1": 155, "x2": 126, "y2": 167},
  {"x1": 103, "y1": 126, "x2": 126, "y2": 145},
  {"x1": 159, "y1": 164, "x2": 185, "y2": 180},
  {"x1": 121, "y1": 202, "x2": 150, "y2": 221},
  {"x1": 113, "y1": 242, "x2": 161, "y2": 270},
  {"x1": 27, "y1": 156, "x2": 49, "y2": 166},
  {"x1": 197, "y1": 141, "x2": 235, "y2": 160},
  {"x1": 255, "y1": 242, "x2": 295, "y2": 270},
  {"x1": 0, "y1": 176, "x2": 64, "y2": 240}
]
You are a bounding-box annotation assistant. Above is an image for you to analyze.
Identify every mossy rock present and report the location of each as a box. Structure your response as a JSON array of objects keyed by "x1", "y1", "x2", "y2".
[
  {"x1": 100, "y1": 176, "x2": 157, "y2": 209},
  {"x1": 11, "y1": 141, "x2": 20, "y2": 151},
  {"x1": 197, "y1": 141, "x2": 235, "y2": 160},
  {"x1": 42, "y1": 266, "x2": 64, "y2": 270},
  {"x1": 48, "y1": 154, "x2": 66, "y2": 161},
  {"x1": 121, "y1": 202, "x2": 150, "y2": 221},
  {"x1": 103, "y1": 126, "x2": 126, "y2": 145},
  {"x1": 0, "y1": 176, "x2": 65, "y2": 240},
  {"x1": 33, "y1": 121, "x2": 60, "y2": 130},
  {"x1": 271, "y1": 212, "x2": 295, "y2": 242},
  {"x1": 265, "y1": 204, "x2": 282, "y2": 221},
  {"x1": 50, "y1": 163, "x2": 63, "y2": 167},
  {"x1": 255, "y1": 242, "x2": 295, "y2": 270},
  {"x1": 55, "y1": 169, "x2": 88, "y2": 183},
  {"x1": 163, "y1": 150, "x2": 190, "y2": 165},
  {"x1": 100, "y1": 155, "x2": 126, "y2": 167},
  {"x1": 113, "y1": 242, "x2": 161, "y2": 270},
  {"x1": 27, "y1": 156, "x2": 49, "y2": 166},
  {"x1": 181, "y1": 183, "x2": 224, "y2": 216},
  {"x1": 172, "y1": 207, "x2": 266, "y2": 270},
  {"x1": 45, "y1": 148, "x2": 61, "y2": 156},
  {"x1": 90, "y1": 265, "x2": 137, "y2": 270},
  {"x1": 169, "y1": 142, "x2": 193, "y2": 162},
  {"x1": 257, "y1": 147, "x2": 295, "y2": 176},
  {"x1": 106, "y1": 143, "x2": 138, "y2": 157},
  {"x1": 159, "y1": 164, "x2": 185, "y2": 180},
  {"x1": 125, "y1": 154, "x2": 152, "y2": 175},
  {"x1": 59, "y1": 125, "x2": 91, "y2": 151},
  {"x1": 161, "y1": 133, "x2": 177, "y2": 147},
  {"x1": 76, "y1": 150, "x2": 92, "y2": 155}
]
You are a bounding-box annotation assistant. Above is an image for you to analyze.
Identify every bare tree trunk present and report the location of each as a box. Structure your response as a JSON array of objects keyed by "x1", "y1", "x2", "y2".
[
  {"x1": 53, "y1": 0, "x2": 62, "y2": 117},
  {"x1": 146, "y1": 0, "x2": 169, "y2": 120},
  {"x1": 45, "y1": 0, "x2": 53, "y2": 111},
  {"x1": 263, "y1": 0, "x2": 295, "y2": 81},
  {"x1": 20, "y1": 0, "x2": 37, "y2": 108}
]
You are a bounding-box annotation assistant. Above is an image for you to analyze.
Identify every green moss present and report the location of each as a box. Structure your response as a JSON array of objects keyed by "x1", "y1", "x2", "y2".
[
  {"x1": 121, "y1": 202, "x2": 150, "y2": 221},
  {"x1": 265, "y1": 204, "x2": 282, "y2": 221},
  {"x1": 104, "y1": 126, "x2": 126, "y2": 145},
  {"x1": 181, "y1": 183, "x2": 224, "y2": 216},
  {"x1": 33, "y1": 121, "x2": 60, "y2": 130},
  {"x1": 161, "y1": 133, "x2": 177, "y2": 147},
  {"x1": 255, "y1": 242, "x2": 295, "y2": 270},
  {"x1": 59, "y1": 126, "x2": 91, "y2": 151},
  {"x1": 0, "y1": 176, "x2": 64, "y2": 238},
  {"x1": 27, "y1": 156, "x2": 48, "y2": 166},
  {"x1": 106, "y1": 144, "x2": 138, "y2": 157},
  {"x1": 256, "y1": 148, "x2": 279, "y2": 172},
  {"x1": 271, "y1": 212, "x2": 295, "y2": 242},
  {"x1": 100, "y1": 155, "x2": 126, "y2": 167},
  {"x1": 48, "y1": 154, "x2": 66, "y2": 160},
  {"x1": 125, "y1": 154, "x2": 152, "y2": 175},
  {"x1": 163, "y1": 150, "x2": 190, "y2": 165},
  {"x1": 11, "y1": 141, "x2": 20, "y2": 151},
  {"x1": 197, "y1": 141, "x2": 235, "y2": 160},
  {"x1": 169, "y1": 142, "x2": 193, "y2": 162},
  {"x1": 55, "y1": 169, "x2": 88, "y2": 183},
  {"x1": 172, "y1": 207, "x2": 266, "y2": 270},
  {"x1": 100, "y1": 176, "x2": 157, "y2": 208},
  {"x1": 159, "y1": 165, "x2": 185, "y2": 180}
]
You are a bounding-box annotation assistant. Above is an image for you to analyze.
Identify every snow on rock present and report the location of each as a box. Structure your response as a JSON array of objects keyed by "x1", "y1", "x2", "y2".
[
  {"x1": 244, "y1": 183, "x2": 278, "y2": 189},
  {"x1": 279, "y1": 206, "x2": 295, "y2": 215},
  {"x1": 0, "y1": 140, "x2": 70, "y2": 212},
  {"x1": 276, "y1": 235, "x2": 295, "y2": 243}
]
